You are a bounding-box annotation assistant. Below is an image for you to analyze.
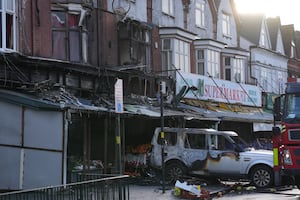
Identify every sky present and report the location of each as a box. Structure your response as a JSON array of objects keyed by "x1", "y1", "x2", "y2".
[{"x1": 234, "y1": 0, "x2": 300, "y2": 31}]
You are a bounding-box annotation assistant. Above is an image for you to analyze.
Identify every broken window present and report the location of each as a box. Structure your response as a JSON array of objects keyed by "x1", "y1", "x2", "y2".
[
  {"x1": 185, "y1": 133, "x2": 206, "y2": 149},
  {"x1": 51, "y1": 5, "x2": 88, "y2": 63},
  {"x1": 0, "y1": 0, "x2": 16, "y2": 51},
  {"x1": 157, "y1": 131, "x2": 177, "y2": 146},
  {"x1": 118, "y1": 21, "x2": 151, "y2": 71}
]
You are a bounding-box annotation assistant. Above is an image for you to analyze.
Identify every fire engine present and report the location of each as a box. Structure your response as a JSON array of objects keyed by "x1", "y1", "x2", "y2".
[{"x1": 273, "y1": 80, "x2": 300, "y2": 188}]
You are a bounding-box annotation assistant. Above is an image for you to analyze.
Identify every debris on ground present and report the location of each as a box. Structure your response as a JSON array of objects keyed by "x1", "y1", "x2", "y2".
[
  {"x1": 128, "y1": 172, "x2": 299, "y2": 199},
  {"x1": 173, "y1": 180, "x2": 211, "y2": 199}
]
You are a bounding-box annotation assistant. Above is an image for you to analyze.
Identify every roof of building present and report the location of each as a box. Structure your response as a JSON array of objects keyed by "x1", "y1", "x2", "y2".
[
  {"x1": 266, "y1": 17, "x2": 281, "y2": 51},
  {"x1": 281, "y1": 24, "x2": 295, "y2": 57},
  {"x1": 239, "y1": 13, "x2": 265, "y2": 44}
]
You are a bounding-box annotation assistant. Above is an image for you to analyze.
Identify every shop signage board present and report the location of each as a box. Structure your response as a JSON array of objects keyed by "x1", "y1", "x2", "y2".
[{"x1": 176, "y1": 72, "x2": 262, "y2": 107}]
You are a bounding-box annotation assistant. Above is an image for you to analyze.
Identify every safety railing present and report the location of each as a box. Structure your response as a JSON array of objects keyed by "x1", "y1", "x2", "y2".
[{"x1": 0, "y1": 175, "x2": 130, "y2": 200}]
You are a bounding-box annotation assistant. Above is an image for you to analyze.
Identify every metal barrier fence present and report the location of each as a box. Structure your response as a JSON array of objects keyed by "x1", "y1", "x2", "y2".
[{"x1": 0, "y1": 175, "x2": 130, "y2": 200}]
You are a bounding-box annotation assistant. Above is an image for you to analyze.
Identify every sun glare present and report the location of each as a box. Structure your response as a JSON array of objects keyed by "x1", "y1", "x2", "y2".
[{"x1": 234, "y1": 0, "x2": 300, "y2": 30}]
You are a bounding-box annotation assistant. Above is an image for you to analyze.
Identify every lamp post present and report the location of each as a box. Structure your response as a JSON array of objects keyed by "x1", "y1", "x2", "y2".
[
  {"x1": 160, "y1": 81, "x2": 166, "y2": 193},
  {"x1": 115, "y1": 79, "x2": 123, "y2": 175}
]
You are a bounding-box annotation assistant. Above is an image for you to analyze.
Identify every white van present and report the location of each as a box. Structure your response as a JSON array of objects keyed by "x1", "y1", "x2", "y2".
[{"x1": 149, "y1": 127, "x2": 274, "y2": 188}]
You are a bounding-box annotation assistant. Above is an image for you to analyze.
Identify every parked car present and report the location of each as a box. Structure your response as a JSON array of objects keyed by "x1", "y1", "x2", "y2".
[{"x1": 149, "y1": 127, "x2": 274, "y2": 188}]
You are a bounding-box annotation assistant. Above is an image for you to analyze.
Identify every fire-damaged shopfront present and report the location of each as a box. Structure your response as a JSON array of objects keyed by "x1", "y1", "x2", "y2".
[
  {"x1": 0, "y1": 54, "x2": 273, "y2": 190},
  {"x1": 0, "y1": 16, "x2": 216, "y2": 190},
  {"x1": 0, "y1": 53, "x2": 219, "y2": 190},
  {"x1": 0, "y1": 0, "x2": 274, "y2": 191}
]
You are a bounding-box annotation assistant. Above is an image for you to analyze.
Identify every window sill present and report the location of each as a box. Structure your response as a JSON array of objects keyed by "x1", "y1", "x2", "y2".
[
  {"x1": 162, "y1": 12, "x2": 175, "y2": 19},
  {"x1": 223, "y1": 34, "x2": 232, "y2": 39},
  {"x1": 196, "y1": 25, "x2": 206, "y2": 30}
]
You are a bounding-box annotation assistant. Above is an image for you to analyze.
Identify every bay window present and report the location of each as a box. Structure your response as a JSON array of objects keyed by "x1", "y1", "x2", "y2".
[
  {"x1": 261, "y1": 68, "x2": 268, "y2": 91},
  {"x1": 196, "y1": 48, "x2": 220, "y2": 78},
  {"x1": 233, "y1": 58, "x2": 245, "y2": 83},
  {"x1": 207, "y1": 49, "x2": 220, "y2": 78},
  {"x1": 162, "y1": 39, "x2": 172, "y2": 73},
  {"x1": 196, "y1": 49, "x2": 205, "y2": 75},
  {"x1": 174, "y1": 39, "x2": 190, "y2": 73},
  {"x1": 162, "y1": 38, "x2": 190, "y2": 75}
]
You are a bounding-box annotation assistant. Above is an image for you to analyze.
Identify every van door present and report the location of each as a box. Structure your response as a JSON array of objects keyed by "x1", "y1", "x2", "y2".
[
  {"x1": 181, "y1": 133, "x2": 209, "y2": 175},
  {"x1": 150, "y1": 129, "x2": 178, "y2": 167},
  {"x1": 206, "y1": 135, "x2": 241, "y2": 175}
]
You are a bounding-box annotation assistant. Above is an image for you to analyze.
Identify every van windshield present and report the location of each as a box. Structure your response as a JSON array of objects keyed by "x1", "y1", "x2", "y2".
[{"x1": 230, "y1": 136, "x2": 249, "y2": 151}]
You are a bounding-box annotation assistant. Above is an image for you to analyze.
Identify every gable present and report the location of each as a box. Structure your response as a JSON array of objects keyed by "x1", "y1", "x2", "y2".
[
  {"x1": 259, "y1": 20, "x2": 271, "y2": 49},
  {"x1": 276, "y1": 30, "x2": 285, "y2": 54},
  {"x1": 215, "y1": 0, "x2": 238, "y2": 46}
]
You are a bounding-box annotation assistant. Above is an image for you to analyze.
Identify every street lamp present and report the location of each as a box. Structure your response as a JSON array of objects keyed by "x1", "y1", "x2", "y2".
[{"x1": 160, "y1": 80, "x2": 166, "y2": 193}]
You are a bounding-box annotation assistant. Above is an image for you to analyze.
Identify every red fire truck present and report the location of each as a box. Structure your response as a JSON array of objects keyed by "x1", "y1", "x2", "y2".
[{"x1": 273, "y1": 80, "x2": 300, "y2": 188}]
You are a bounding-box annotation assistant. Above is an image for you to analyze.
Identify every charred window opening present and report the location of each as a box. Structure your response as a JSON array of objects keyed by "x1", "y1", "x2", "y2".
[
  {"x1": 126, "y1": 76, "x2": 156, "y2": 97},
  {"x1": 157, "y1": 131, "x2": 177, "y2": 146},
  {"x1": 128, "y1": 76, "x2": 140, "y2": 94},
  {"x1": 118, "y1": 20, "x2": 151, "y2": 71},
  {"x1": 51, "y1": 4, "x2": 89, "y2": 63},
  {"x1": 185, "y1": 133, "x2": 206, "y2": 149},
  {"x1": 0, "y1": 0, "x2": 16, "y2": 51}
]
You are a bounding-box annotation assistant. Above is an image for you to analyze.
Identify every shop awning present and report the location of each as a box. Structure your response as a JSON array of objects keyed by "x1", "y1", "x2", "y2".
[
  {"x1": 178, "y1": 102, "x2": 273, "y2": 124},
  {"x1": 0, "y1": 89, "x2": 62, "y2": 111},
  {"x1": 124, "y1": 104, "x2": 220, "y2": 121}
]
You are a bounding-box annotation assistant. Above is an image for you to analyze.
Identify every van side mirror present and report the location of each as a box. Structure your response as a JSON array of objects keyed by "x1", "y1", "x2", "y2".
[
  {"x1": 272, "y1": 126, "x2": 281, "y2": 136},
  {"x1": 273, "y1": 96, "x2": 282, "y2": 121}
]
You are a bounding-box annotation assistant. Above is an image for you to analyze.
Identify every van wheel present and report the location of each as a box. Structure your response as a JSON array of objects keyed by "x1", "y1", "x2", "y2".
[
  {"x1": 294, "y1": 176, "x2": 300, "y2": 189},
  {"x1": 165, "y1": 162, "x2": 186, "y2": 184},
  {"x1": 250, "y1": 165, "x2": 273, "y2": 188}
]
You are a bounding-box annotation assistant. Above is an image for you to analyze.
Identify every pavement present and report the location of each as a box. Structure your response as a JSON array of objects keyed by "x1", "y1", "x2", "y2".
[
  {"x1": 129, "y1": 179, "x2": 300, "y2": 200},
  {"x1": 129, "y1": 180, "x2": 232, "y2": 200}
]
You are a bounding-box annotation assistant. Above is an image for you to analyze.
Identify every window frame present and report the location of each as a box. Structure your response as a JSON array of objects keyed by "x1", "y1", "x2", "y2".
[
  {"x1": 195, "y1": 48, "x2": 220, "y2": 78},
  {"x1": 277, "y1": 71, "x2": 285, "y2": 94},
  {"x1": 162, "y1": 38, "x2": 191, "y2": 75},
  {"x1": 207, "y1": 49, "x2": 220, "y2": 78},
  {"x1": 196, "y1": 49, "x2": 205, "y2": 75},
  {"x1": 162, "y1": 0, "x2": 174, "y2": 16},
  {"x1": 233, "y1": 58, "x2": 245, "y2": 83},
  {"x1": 174, "y1": 39, "x2": 190, "y2": 73},
  {"x1": 161, "y1": 38, "x2": 173, "y2": 74},
  {"x1": 195, "y1": 0, "x2": 205, "y2": 28},
  {"x1": 51, "y1": 8, "x2": 88, "y2": 63},
  {"x1": 260, "y1": 68, "x2": 268, "y2": 91},
  {"x1": 222, "y1": 12, "x2": 231, "y2": 37},
  {"x1": 185, "y1": 133, "x2": 207, "y2": 149},
  {"x1": 0, "y1": 0, "x2": 16, "y2": 51},
  {"x1": 224, "y1": 56, "x2": 231, "y2": 81},
  {"x1": 157, "y1": 131, "x2": 177, "y2": 146}
]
